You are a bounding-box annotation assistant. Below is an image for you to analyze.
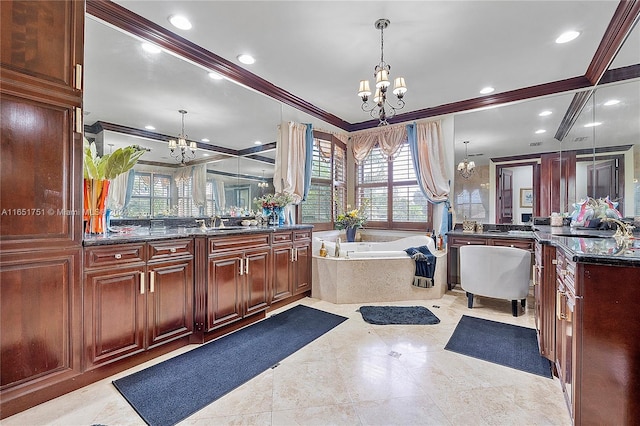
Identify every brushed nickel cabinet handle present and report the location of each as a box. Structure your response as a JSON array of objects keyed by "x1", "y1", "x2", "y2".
[
  {"x1": 245, "y1": 258, "x2": 249, "y2": 274},
  {"x1": 140, "y1": 272, "x2": 145, "y2": 294},
  {"x1": 150, "y1": 271, "x2": 155, "y2": 293},
  {"x1": 114, "y1": 253, "x2": 122, "y2": 259},
  {"x1": 239, "y1": 258, "x2": 244, "y2": 276},
  {"x1": 170, "y1": 248, "x2": 177, "y2": 253}
]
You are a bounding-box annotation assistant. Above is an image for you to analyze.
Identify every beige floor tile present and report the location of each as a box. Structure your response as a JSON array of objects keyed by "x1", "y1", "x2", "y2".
[{"x1": 4, "y1": 291, "x2": 571, "y2": 426}]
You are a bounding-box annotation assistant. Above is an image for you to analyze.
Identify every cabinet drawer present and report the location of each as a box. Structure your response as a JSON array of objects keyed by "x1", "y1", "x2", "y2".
[
  {"x1": 449, "y1": 236, "x2": 487, "y2": 247},
  {"x1": 491, "y1": 238, "x2": 534, "y2": 252},
  {"x1": 293, "y1": 230, "x2": 311, "y2": 242},
  {"x1": 272, "y1": 231, "x2": 293, "y2": 244},
  {"x1": 85, "y1": 243, "x2": 146, "y2": 269},
  {"x1": 148, "y1": 239, "x2": 193, "y2": 262},
  {"x1": 209, "y1": 234, "x2": 270, "y2": 254}
]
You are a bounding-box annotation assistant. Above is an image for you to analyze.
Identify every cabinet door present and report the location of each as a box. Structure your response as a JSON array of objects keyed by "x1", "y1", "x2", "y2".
[
  {"x1": 84, "y1": 265, "x2": 146, "y2": 369},
  {"x1": 207, "y1": 253, "x2": 243, "y2": 330},
  {"x1": 147, "y1": 259, "x2": 194, "y2": 349},
  {"x1": 293, "y1": 243, "x2": 311, "y2": 295},
  {"x1": 272, "y1": 245, "x2": 293, "y2": 303},
  {"x1": 244, "y1": 248, "x2": 270, "y2": 316}
]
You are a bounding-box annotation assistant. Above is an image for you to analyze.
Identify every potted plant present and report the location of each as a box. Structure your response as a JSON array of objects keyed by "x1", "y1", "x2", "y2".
[
  {"x1": 335, "y1": 200, "x2": 369, "y2": 242},
  {"x1": 83, "y1": 139, "x2": 146, "y2": 234}
]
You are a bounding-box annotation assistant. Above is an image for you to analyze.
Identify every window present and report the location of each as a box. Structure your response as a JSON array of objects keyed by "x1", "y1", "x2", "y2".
[
  {"x1": 205, "y1": 180, "x2": 217, "y2": 216},
  {"x1": 456, "y1": 188, "x2": 487, "y2": 220},
  {"x1": 128, "y1": 172, "x2": 171, "y2": 217},
  {"x1": 177, "y1": 177, "x2": 201, "y2": 217},
  {"x1": 357, "y1": 142, "x2": 432, "y2": 229},
  {"x1": 300, "y1": 131, "x2": 347, "y2": 229}
]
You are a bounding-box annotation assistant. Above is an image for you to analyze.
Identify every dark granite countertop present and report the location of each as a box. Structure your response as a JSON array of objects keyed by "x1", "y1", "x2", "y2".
[
  {"x1": 83, "y1": 224, "x2": 313, "y2": 246},
  {"x1": 447, "y1": 225, "x2": 640, "y2": 267}
]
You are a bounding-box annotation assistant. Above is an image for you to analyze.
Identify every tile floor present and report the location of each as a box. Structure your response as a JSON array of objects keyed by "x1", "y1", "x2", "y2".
[{"x1": 4, "y1": 289, "x2": 571, "y2": 425}]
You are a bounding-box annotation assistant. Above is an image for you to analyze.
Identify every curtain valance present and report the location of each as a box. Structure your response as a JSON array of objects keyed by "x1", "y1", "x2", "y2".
[{"x1": 350, "y1": 124, "x2": 408, "y2": 164}]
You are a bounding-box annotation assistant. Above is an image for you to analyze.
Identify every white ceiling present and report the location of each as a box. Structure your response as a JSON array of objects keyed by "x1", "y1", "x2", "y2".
[{"x1": 84, "y1": 1, "x2": 640, "y2": 172}]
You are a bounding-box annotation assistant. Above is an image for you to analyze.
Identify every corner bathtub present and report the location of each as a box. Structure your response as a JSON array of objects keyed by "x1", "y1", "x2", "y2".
[{"x1": 311, "y1": 235, "x2": 447, "y2": 304}]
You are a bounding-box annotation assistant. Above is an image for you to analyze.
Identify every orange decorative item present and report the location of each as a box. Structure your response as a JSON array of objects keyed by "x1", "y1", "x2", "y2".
[{"x1": 84, "y1": 179, "x2": 110, "y2": 234}]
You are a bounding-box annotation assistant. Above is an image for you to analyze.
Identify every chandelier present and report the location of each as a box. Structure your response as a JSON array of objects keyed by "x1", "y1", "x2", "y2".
[
  {"x1": 357, "y1": 19, "x2": 407, "y2": 126},
  {"x1": 168, "y1": 109, "x2": 197, "y2": 164},
  {"x1": 457, "y1": 141, "x2": 476, "y2": 179},
  {"x1": 258, "y1": 170, "x2": 269, "y2": 188}
]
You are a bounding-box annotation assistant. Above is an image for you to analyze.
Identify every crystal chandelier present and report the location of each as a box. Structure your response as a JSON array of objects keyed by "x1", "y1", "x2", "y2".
[
  {"x1": 357, "y1": 19, "x2": 407, "y2": 126},
  {"x1": 457, "y1": 141, "x2": 476, "y2": 179},
  {"x1": 168, "y1": 109, "x2": 197, "y2": 164}
]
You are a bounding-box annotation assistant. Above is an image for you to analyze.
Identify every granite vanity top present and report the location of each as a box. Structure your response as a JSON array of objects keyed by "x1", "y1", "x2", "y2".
[
  {"x1": 448, "y1": 224, "x2": 639, "y2": 267},
  {"x1": 83, "y1": 224, "x2": 313, "y2": 246}
]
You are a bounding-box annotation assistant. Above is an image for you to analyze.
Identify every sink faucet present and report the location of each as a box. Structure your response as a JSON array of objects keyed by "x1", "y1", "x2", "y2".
[
  {"x1": 210, "y1": 215, "x2": 220, "y2": 228},
  {"x1": 195, "y1": 219, "x2": 207, "y2": 231},
  {"x1": 602, "y1": 218, "x2": 635, "y2": 240}
]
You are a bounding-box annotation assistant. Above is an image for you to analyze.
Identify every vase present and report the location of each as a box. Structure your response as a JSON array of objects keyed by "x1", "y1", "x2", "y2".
[
  {"x1": 345, "y1": 226, "x2": 357, "y2": 242},
  {"x1": 274, "y1": 206, "x2": 285, "y2": 226},
  {"x1": 84, "y1": 179, "x2": 110, "y2": 234}
]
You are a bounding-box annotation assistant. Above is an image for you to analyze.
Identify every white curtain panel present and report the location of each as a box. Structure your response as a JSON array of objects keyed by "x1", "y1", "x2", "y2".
[
  {"x1": 192, "y1": 164, "x2": 207, "y2": 208},
  {"x1": 415, "y1": 120, "x2": 450, "y2": 201},
  {"x1": 107, "y1": 171, "x2": 129, "y2": 210},
  {"x1": 274, "y1": 121, "x2": 307, "y2": 204}
]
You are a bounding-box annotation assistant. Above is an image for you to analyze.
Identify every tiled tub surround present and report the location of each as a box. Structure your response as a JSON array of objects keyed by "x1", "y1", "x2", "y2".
[{"x1": 312, "y1": 234, "x2": 447, "y2": 304}]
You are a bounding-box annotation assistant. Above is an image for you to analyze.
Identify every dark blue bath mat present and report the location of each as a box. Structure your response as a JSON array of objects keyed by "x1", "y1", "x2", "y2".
[{"x1": 358, "y1": 305, "x2": 440, "y2": 325}]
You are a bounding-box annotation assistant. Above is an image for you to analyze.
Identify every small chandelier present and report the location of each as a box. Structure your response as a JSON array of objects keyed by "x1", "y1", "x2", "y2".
[
  {"x1": 357, "y1": 18, "x2": 407, "y2": 126},
  {"x1": 258, "y1": 170, "x2": 269, "y2": 188},
  {"x1": 168, "y1": 109, "x2": 197, "y2": 164},
  {"x1": 457, "y1": 141, "x2": 476, "y2": 179}
]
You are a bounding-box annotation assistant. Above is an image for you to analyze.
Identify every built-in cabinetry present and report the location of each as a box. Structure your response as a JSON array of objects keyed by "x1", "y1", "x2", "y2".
[
  {"x1": 447, "y1": 233, "x2": 534, "y2": 289},
  {"x1": 205, "y1": 233, "x2": 271, "y2": 331},
  {"x1": 554, "y1": 245, "x2": 640, "y2": 424},
  {"x1": 272, "y1": 229, "x2": 312, "y2": 300},
  {"x1": 83, "y1": 239, "x2": 194, "y2": 369},
  {"x1": 533, "y1": 241, "x2": 556, "y2": 363},
  {"x1": 0, "y1": 0, "x2": 84, "y2": 417}
]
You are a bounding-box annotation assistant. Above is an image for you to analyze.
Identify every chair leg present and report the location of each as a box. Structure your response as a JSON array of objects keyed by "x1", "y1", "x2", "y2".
[
  {"x1": 467, "y1": 292, "x2": 474, "y2": 308},
  {"x1": 521, "y1": 298, "x2": 526, "y2": 308},
  {"x1": 512, "y1": 300, "x2": 519, "y2": 317}
]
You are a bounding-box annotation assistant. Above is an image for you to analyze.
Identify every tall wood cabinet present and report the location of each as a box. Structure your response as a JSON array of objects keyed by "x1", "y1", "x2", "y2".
[
  {"x1": 272, "y1": 229, "x2": 312, "y2": 301},
  {"x1": 554, "y1": 247, "x2": 640, "y2": 424},
  {"x1": 0, "y1": 0, "x2": 84, "y2": 417}
]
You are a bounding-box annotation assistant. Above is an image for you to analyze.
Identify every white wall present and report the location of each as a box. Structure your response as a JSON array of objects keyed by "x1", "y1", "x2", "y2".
[{"x1": 509, "y1": 165, "x2": 534, "y2": 224}]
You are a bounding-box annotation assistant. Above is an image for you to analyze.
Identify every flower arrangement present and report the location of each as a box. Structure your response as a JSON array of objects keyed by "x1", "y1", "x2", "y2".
[
  {"x1": 335, "y1": 199, "x2": 369, "y2": 230},
  {"x1": 254, "y1": 192, "x2": 295, "y2": 209}
]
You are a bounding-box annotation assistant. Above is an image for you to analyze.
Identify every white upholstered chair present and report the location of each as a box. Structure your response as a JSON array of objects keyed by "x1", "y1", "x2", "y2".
[{"x1": 459, "y1": 245, "x2": 531, "y2": 317}]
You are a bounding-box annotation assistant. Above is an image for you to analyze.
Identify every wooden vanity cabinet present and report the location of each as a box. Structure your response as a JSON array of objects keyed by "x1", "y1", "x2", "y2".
[
  {"x1": 272, "y1": 230, "x2": 312, "y2": 301},
  {"x1": 534, "y1": 241, "x2": 556, "y2": 362},
  {"x1": 83, "y1": 240, "x2": 194, "y2": 369},
  {"x1": 206, "y1": 234, "x2": 270, "y2": 331},
  {"x1": 554, "y1": 247, "x2": 640, "y2": 425}
]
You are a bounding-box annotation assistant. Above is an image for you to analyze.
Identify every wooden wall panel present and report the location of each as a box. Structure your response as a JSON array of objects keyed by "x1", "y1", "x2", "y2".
[{"x1": 0, "y1": 250, "x2": 81, "y2": 389}]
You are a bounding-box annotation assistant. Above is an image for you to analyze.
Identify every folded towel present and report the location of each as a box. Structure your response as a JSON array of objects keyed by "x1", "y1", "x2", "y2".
[{"x1": 404, "y1": 245, "x2": 436, "y2": 288}]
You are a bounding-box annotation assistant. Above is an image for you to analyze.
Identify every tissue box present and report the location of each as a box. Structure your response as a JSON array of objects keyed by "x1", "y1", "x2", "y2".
[{"x1": 550, "y1": 216, "x2": 563, "y2": 227}]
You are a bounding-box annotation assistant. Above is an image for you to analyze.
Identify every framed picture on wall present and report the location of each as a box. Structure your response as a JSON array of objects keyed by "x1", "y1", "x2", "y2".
[{"x1": 520, "y1": 188, "x2": 533, "y2": 208}]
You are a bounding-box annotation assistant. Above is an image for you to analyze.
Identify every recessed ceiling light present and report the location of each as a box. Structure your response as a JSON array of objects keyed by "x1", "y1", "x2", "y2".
[
  {"x1": 145, "y1": 125, "x2": 155, "y2": 130},
  {"x1": 556, "y1": 30, "x2": 580, "y2": 44},
  {"x1": 535, "y1": 129, "x2": 546, "y2": 134},
  {"x1": 604, "y1": 99, "x2": 620, "y2": 106},
  {"x1": 479, "y1": 87, "x2": 494, "y2": 95},
  {"x1": 168, "y1": 15, "x2": 192, "y2": 30},
  {"x1": 539, "y1": 110, "x2": 552, "y2": 116},
  {"x1": 254, "y1": 140, "x2": 262, "y2": 145},
  {"x1": 202, "y1": 153, "x2": 210, "y2": 157},
  {"x1": 208, "y1": 72, "x2": 223, "y2": 80},
  {"x1": 237, "y1": 54, "x2": 255, "y2": 65},
  {"x1": 201, "y1": 138, "x2": 210, "y2": 142},
  {"x1": 584, "y1": 122, "x2": 602, "y2": 127},
  {"x1": 141, "y1": 43, "x2": 161, "y2": 54}
]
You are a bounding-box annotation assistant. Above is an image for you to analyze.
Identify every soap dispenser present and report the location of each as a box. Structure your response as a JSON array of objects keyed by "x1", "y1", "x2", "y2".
[
  {"x1": 334, "y1": 237, "x2": 341, "y2": 257},
  {"x1": 319, "y1": 241, "x2": 328, "y2": 257}
]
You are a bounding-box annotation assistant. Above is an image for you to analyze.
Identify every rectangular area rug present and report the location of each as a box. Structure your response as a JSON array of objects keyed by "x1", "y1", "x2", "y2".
[
  {"x1": 445, "y1": 315, "x2": 551, "y2": 378},
  {"x1": 359, "y1": 305, "x2": 440, "y2": 325},
  {"x1": 113, "y1": 305, "x2": 347, "y2": 426}
]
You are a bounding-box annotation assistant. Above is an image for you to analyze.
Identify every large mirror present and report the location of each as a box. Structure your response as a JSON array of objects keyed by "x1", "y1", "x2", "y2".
[{"x1": 84, "y1": 16, "x2": 281, "y2": 219}]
